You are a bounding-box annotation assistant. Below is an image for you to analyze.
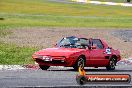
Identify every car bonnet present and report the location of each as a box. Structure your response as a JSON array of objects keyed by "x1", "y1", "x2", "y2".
[{"x1": 35, "y1": 47, "x2": 83, "y2": 56}]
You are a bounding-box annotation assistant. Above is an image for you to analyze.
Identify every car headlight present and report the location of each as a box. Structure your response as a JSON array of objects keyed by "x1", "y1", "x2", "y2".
[{"x1": 32, "y1": 54, "x2": 43, "y2": 59}]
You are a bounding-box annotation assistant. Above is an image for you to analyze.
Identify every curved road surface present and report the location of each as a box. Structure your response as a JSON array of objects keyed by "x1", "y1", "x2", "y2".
[{"x1": 0, "y1": 65, "x2": 132, "y2": 88}]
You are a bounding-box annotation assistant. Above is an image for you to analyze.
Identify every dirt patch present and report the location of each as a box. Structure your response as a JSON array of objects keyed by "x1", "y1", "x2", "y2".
[{"x1": 0, "y1": 27, "x2": 132, "y2": 57}]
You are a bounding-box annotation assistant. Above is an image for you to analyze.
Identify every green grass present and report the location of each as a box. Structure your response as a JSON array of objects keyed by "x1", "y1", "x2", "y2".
[
  {"x1": 0, "y1": 0, "x2": 132, "y2": 64},
  {"x1": 0, "y1": 42, "x2": 36, "y2": 64},
  {"x1": 0, "y1": 0, "x2": 132, "y2": 29},
  {"x1": 0, "y1": 13, "x2": 132, "y2": 29}
]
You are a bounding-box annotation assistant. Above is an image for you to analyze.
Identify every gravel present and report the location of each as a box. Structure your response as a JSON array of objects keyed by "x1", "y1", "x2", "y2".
[
  {"x1": 111, "y1": 30, "x2": 132, "y2": 42},
  {"x1": 0, "y1": 28, "x2": 132, "y2": 57}
]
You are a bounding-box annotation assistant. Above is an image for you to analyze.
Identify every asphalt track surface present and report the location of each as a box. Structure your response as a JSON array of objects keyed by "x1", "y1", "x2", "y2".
[{"x1": 0, "y1": 65, "x2": 132, "y2": 88}]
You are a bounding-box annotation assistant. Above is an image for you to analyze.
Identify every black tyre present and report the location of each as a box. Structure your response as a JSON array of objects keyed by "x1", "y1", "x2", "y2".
[
  {"x1": 106, "y1": 58, "x2": 116, "y2": 70},
  {"x1": 76, "y1": 75, "x2": 87, "y2": 85},
  {"x1": 39, "y1": 65, "x2": 50, "y2": 70},
  {"x1": 73, "y1": 57, "x2": 85, "y2": 71}
]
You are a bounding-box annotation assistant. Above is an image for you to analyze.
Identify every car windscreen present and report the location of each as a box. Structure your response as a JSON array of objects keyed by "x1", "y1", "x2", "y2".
[{"x1": 56, "y1": 36, "x2": 89, "y2": 49}]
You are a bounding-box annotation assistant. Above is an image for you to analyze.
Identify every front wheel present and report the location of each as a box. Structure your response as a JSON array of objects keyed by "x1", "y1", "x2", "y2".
[
  {"x1": 39, "y1": 65, "x2": 50, "y2": 70},
  {"x1": 73, "y1": 57, "x2": 85, "y2": 71},
  {"x1": 106, "y1": 58, "x2": 116, "y2": 70},
  {"x1": 76, "y1": 75, "x2": 87, "y2": 85}
]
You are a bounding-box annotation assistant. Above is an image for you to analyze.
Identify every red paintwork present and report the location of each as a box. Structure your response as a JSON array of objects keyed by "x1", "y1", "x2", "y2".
[{"x1": 32, "y1": 38, "x2": 121, "y2": 67}]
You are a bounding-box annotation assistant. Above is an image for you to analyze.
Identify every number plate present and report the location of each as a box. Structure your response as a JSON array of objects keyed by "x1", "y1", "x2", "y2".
[{"x1": 43, "y1": 56, "x2": 52, "y2": 61}]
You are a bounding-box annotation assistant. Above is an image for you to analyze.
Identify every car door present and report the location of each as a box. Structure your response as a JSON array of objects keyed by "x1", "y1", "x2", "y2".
[{"x1": 89, "y1": 39, "x2": 108, "y2": 66}]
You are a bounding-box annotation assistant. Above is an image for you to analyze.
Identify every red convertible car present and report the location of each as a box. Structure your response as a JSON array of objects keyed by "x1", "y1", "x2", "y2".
[{"x1": 32, "y1": 36, "x2": 121, "y2": 71}]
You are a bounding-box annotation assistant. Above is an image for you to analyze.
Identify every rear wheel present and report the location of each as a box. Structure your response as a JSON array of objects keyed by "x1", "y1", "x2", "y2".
[
  {"x1": 39, "y1": 65, "x2": 50, "y2": 70},
  {"x1": 106, "y1": 58, "x2": 116, "y2": 70},
  {"x1": 73, "y1": 57, "x2": 85, "y2": 71}
]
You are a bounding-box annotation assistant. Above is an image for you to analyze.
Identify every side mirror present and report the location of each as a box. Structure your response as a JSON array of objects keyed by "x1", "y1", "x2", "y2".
[
  {"x1": 91, "y1": 46, "x2": 96, "y2": 49},
  {"x1": 108, "y1": 47, "x2": 112, "y2": 49}
]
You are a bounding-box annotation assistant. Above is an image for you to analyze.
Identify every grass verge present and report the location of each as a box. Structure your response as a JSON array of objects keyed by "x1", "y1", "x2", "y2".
[
  {"x1": 0, "y1": 0, "x2": 132, "y2": 29},
  {"x1": 0, "y1": 42, "x2": 37, "y2": 65},
  {"x1": 0, "y1": 14, "x2": 132, "y2": 29}
]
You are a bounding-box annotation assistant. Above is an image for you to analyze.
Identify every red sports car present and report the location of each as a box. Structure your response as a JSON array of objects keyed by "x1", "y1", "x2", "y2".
[{"x1": 32, "y1": 36, "x2": 121, "y2": 71}]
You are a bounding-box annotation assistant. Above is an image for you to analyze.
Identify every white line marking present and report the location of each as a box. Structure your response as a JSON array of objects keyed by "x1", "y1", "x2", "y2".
[
  {"x1": 0, "y1": 65, "x2": 25, "y2": 70},
  {"x1": 72, "y1": 0, "x2": 132, "y2": 7}
]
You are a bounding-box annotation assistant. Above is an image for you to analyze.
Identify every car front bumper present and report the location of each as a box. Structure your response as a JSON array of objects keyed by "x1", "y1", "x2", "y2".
[{"x1": 32, "y1": 55, "x2": 74, "y2": 67}]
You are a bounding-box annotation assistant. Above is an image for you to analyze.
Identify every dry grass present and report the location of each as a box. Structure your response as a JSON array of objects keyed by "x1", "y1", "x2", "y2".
[{"x1": 0, "y1": 27, "x2": 132, "y2": 58}]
